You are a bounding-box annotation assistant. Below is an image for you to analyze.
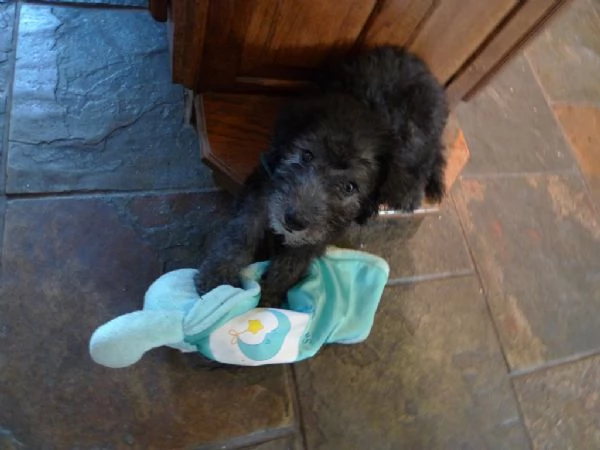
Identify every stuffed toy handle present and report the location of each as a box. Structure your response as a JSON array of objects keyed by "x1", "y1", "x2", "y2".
[{"x1": 90, "y1": 310, "x2": 185, "y2": 368}]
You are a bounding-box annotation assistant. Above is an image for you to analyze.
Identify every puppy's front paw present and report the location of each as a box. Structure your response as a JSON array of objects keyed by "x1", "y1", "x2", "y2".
[
  {"x1": 400, "y1": 190, "x2": 424, "y2": 213},
  {"x1": 194, "y1": 268, "x2": 240, "y2": 297},
  {"x1": 259, "y1": 282, "x2": 286, "y2": 308},
  {"x1": 193, "y1": 271, "x2": 211, "y2": 297}
]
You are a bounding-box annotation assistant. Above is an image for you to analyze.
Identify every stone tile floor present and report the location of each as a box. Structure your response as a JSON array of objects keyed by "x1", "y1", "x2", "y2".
[{"x1": 0, "y1": 0, "x2": 599, "y2": 449}]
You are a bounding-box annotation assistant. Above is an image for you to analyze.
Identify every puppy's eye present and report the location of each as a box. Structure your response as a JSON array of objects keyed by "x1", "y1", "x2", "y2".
[
  {"x1": 344, "y1": 182, "x2": 358, "y2": 195},
  {"x1": 301, "y1": 150, "x2": 314, "y2": 163}
]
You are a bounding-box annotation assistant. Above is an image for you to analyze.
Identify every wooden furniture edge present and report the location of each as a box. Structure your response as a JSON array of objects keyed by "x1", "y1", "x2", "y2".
[
  {"x1": 148, "y1": 0, "x2": 167, "y2": 22},
  {"x1": 446, "y1": 0, "x2": 573, "y2": 106}
]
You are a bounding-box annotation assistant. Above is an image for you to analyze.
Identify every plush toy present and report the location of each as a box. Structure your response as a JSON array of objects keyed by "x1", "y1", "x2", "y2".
[{"x1": 89, "y1": 247, "x2": 389, "y2": 368}]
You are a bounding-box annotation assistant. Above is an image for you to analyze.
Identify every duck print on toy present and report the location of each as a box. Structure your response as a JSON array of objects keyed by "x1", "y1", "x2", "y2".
[{"x1": 221, "y1": 309, "x2": 295, "y2": 363}]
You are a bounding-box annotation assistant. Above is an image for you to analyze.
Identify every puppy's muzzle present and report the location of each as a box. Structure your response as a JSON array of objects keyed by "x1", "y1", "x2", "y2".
[{"x1": 283, "y1": 211, "x2": 309, "y2": 232}]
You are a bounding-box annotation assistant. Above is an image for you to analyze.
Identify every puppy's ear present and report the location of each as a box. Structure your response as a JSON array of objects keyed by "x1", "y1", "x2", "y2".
[
  {"x1": 270, "y1": 99, "x2": 317, "y2": 153},
  {"x1": 260, "y1": 100, "x2": 317, "y2": 175}
]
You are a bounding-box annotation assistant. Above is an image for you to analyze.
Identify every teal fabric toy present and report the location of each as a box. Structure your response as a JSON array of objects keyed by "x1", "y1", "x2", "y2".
[{"x1": 89, "y1": 247, "x2": 389, "y2": 368}]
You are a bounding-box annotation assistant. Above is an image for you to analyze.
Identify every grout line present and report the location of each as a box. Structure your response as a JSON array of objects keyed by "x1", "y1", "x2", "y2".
[
  {"x1": 509, "y1": 347, "x2": 600, "y2": 379},
  {"x1": 386, "y1": 268, "x2": 474, "y2": 286},
  {"x1": 448, "y1": 191, "x2": 535, "y2": 450},
  {"x1": 551, "y1": 99, "x2": 600, "y2": 109},
  {"x1": 21, "y1": 0, "x2": 148, "y2": 11},
  {"x1": 5, "y1": 186, "x2": 225, "y2": 201},
  {"x1": 524, "y1": 52, "x2": 600, "y2": 219},
  {"x1": 448, "y1": 192, "x2": 513, "y2": 375},
  {"x1": 460, "y1": 167, "x2": 578, "y2": 180},
  {"x1": 0, "y1": 1, "x2": 21, "y2": 266},
  {"x1": 289, "y1": 366, "x2": 308, "y2": 450},
  {"x1": 0, "y1": 197, "x2": 5, "y2": 273},
  {"x1": 1, "y1": 0, "x2": 20, "y2": 188},
  {"x1": 509, "y1": 375, "x2": 537, "y2": 450},
  {"x1": 192, "y1": 426, "x2": 295, "y2": 450}
]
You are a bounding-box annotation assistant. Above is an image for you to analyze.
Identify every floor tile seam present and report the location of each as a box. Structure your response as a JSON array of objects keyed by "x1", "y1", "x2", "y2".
[
  {"x1": 21, "y1": 0, "x2": 147, "y2": 11},
  {"x1": 508, "y1": 347, "x2": 600, "y2": 446},
  {"x1": 507, "y1": 377, "x2": 536, "y2": 450},
  {"x1": 0, "y1": 1, "x2": 21, "y2": 264},
  {"x1": 509, "y1": 347, "x2": 600, "y2": 379},
  {"x1": 448, "y1": 190, "x2": 515, "y2": 372},
  {"x1": 550, "y1": 99, "x2": 600, "y2": 109},
  {"x1": 1, "y1": 0, "x2": 20, "y2": 187},
  {"x1": 523, "y1": 42, "x2": 600, "y2": 115},
  {"x1": 289, "y1": 365, "x2": 308, "y2": 450},
  {"x1": 4, "y1": 186, "x2": 225, "y2": 201},
  {"x1": 461, "y1": 168, "x2": 579, "y2": 180},
  {"x1": 523, "y1": 51, "x2": 600, "y2": 219},
  {"x1": 385, "y1": 268, "x2": 474, "y2": 287},
  {"x1": 192, "y1": 425, "x2": 296, "y2": 450},
  {"x1": 448, "y1": 191, "x2": 536, "y2": 449}
]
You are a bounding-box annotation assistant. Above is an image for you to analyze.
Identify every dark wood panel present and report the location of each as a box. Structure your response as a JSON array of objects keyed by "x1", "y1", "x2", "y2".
[
  {"x1": 198, "y1": 0, "x2": 376, "y2": 90},
  {"x1": 199, "y1": 93, "x2": 285, "y2": 184},
  {"x1": 240, "y1": 0, "x2": 376, "y2": 76},
  {"x1": 357, "y1": 0, "x2": 436, "y2": 49},
  {"x1": 170, "y1": 0, "x2": 209, "y2": 88},
  {"x1": 148, "y1": 0, "x2": 167, "y2": 22},
  {"x1": 197, "y1": 0, "x2": 255, "y2": 91},
  {"x1": 168, "y1": 0, "x2": 572, "y2": 105},
  {"x1": 410, "y1": 0, "x2": 518, "y2": 83}
]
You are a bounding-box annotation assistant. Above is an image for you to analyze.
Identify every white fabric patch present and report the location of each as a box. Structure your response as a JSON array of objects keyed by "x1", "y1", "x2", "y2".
[{"x1": 208, "y1": 308, "x2": 310, "y2": 366}]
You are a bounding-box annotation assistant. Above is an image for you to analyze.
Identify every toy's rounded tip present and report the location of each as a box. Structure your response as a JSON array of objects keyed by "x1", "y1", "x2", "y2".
[{"x1": 89, "y1": 327, "x2": 144, "y2": 368}]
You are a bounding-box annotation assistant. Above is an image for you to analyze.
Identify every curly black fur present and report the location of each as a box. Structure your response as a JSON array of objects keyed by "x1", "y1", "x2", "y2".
[{"x1": 195, "y1": 46, "x2": 448, "y2": 306}]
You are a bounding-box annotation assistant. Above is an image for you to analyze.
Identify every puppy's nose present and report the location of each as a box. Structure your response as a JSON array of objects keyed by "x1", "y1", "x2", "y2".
[{"x1": 284, "y1": 213, "x2": 308, "y2": 232}]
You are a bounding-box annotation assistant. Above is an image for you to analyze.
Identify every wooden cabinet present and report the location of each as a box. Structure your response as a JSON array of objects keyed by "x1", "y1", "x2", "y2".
[
  {"x1": 150, "y1": 0, "x2": 571, "y2": 197},
  {"x1": 195, "y1": 0, "x2": 519, "y2": 93}
]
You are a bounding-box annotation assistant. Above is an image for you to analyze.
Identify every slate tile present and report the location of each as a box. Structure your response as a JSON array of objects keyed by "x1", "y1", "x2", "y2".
[
  {"x1": 453, "y1": 175, "x2": 600, "y2": 370},
  {"x1": 0, "y1": 1, "x2": 13, "y2": 53},
  {"x1": 7, "y1": 5, "x2": 213, "y2": 194},
  {"x1": 0, "y1": 196, "x2": 294, "y2": 449},
  {"x1": 553, "y1": 104, "x2": 600, "y2": 209},
  {"x1": 105, "y1": 189, "x2": 233, "y2": 271},
  {"x1": 526, "y1": 0, "x2": 600, "y2": 105},
  {"x1": 294, "y1": 277, "x2": 529, "y2": 450},
  {"x1": 352, "y1": 199, "x2": 473, "y2": 281},
  {"x1": 244, "y1": 434, "x2": 302, "y2": 450},
  {"x1": 103, "y1": 188, "x2": 468, "y2": 283},
  {"x1": 456, "y1": 55, "x2": 575, "y2": 175},
  {"x1": 513, "y1": 356, "x2": 600, "y2": 450}
]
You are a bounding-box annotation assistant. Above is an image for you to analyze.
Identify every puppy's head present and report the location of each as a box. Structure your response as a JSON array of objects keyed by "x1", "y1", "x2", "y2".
[{"x1": 264, "y1": 95, "x2": 394, "y2": 247}]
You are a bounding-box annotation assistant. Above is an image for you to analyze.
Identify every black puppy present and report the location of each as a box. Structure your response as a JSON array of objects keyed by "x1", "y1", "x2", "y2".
[{"x1": 195, "y1": 46, "x2": 448, "y2": 306}]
